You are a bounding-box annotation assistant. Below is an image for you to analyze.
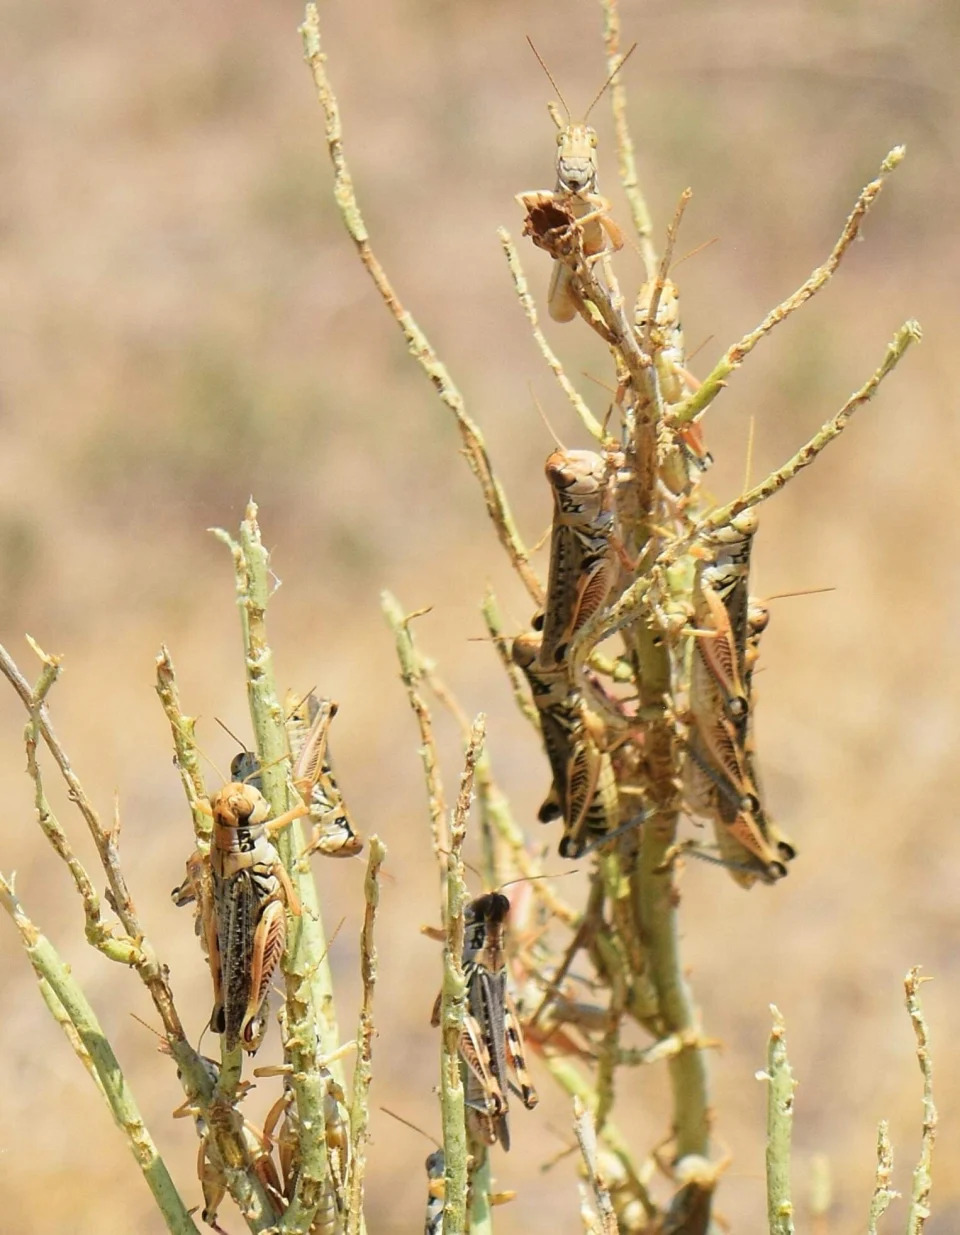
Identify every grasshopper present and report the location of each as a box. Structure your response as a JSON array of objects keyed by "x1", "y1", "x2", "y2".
[
  {"x1": 683, "y1": 514, "x2": 795, "y2": 884},
  {"x1": 512, "y1": 630, "x2": 620, "y2": 858},
  {"x1": 635, "y1": 278, "x2": 686, "y2": 406},
  {"x1": 168, "y1": 1053, "x2": 284, "y2": 1232},
  {"x1": 424, "y1": 1149, "x2": 445, "y2": 1235},
  {"x1": 517, "y1": 43, "x2": 631, "y2": 323},
  {"x1": 284, "y1": 689, "x2": 364, "y2": 860},
  {"x1": 537, "y1": 448, "x2": 620, "y2": 670},
  {"x1": 260, "y1": 1063, "x2": 349, "y2": 1233},
  {"x1": 703, "y1": 512, "x2": 796, "y2": 870},
  {"x1": 635, "y1": 277, "x2": 711, "y2": 475},
  {"x1": 227, "y1": 693, "x2": 364, "y2": 860},
  {"x1": 685, "y1": 571, "x2": 787, "y2": 885},
  {"x1": 173, "y1": 783, "x2": 306, "y2": 1053},
  {"x1": 432, "y1": 892, "x2": 538, "y2": 1151},
  {"x1": 421, "y1": 1145, "x2": 514, "y2": 1230}
]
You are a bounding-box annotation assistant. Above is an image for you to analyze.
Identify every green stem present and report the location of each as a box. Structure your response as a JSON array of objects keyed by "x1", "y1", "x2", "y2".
[
  {"x1": 0, "y1": 876, "x2": 199, "y2": 1235},
  {"x1": 347, "y1": 836, "x2": 387, "y2": 1233},
  {"x1": 765, "y1": 1006, "x2": 796, "y2": 1235},
  {"x1": 439, "y1": 725, "x2": 480, "y2": 1235},
  {"x1": 216, "y1": 502, "x2": 351, "y2": 1235}
]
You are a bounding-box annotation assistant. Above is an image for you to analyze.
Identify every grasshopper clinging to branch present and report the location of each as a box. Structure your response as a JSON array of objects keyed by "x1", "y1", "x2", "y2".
[
  {"x1": 258, "y1": 1061, "x2": 350, "y2": 1233},
  {"x1": 226, "y1": 692, "x2": 365, "y2": 861},
  {"x1": 284, "y1": 689, "x2": 365, "y2": 861},
  {"x1": 173, "y1": 782, "x2": 306, "y2": 1053},
  {"x1": 517, "y1": 41, "x2": 634, "y2": 323},
  {"x1": 682, "y1": 512, "x2": 796, "y2": 885},
  {"x1": 512, "y1": 631, "x2": 620, "y2": 859},
  {"x1": 536, "y1": 448, "x2": 622, "y2": 670},
  {"x1": 432, "y1": 891, "x2": 539, "y2": 1151}
]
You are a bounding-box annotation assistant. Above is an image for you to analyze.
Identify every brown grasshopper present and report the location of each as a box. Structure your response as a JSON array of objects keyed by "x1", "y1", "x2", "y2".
[
  {"x1": 537, "y1": 448, "x2": 621, "y2": 670},
  {"x1": 683, "y1": 513, "x2": 795, "y2": 884},
  {"x1": 168, "y1": 1052, "x2": 284, "y2": 1233},
  {"x1": 259, "y1": 1062, "x2": 349, "y2": 1233},
  {"x1": 685, "y1": 575, "x2": 787, "y2": 885},
  {"x1": 517, "y1": 43, "x2": 632, "y2": 323},
  {"x1": 173, "y1": 783, "x2": 306, "y2": 1053},
  {"x1": 432, "y1": 892, "x2": 538, "y2": 1151},
  {"x1": 284, "y1": 689, "x2": 364, "y2": 860},
  {"x1": 512, "y1": 631, "x2": 620, "y2": 858},
  {"x1": 226, "y1": 693, "x2": 364, "y2": 861},
  {"x1": 703, "y1": 512, "x2": 796, "y2": 869}
]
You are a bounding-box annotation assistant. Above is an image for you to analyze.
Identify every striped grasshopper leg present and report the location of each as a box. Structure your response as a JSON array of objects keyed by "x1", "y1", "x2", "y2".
[
  {"x1": 738, "y1": 602, "x2": 796, "y2": 869},
  {"x1": 512, "y1": 632, "x2": 620, "y2": 858},
  {"x1": 702, "y1": 509, "x2": 761, "y2": 670},
  {"x1": 284, "y1": 689, "x2": 364, "y2": 860},
  {"x1": 429, "y1": 999, "x2": 506, "y2": 1148},
  {"x1": 208, "y1": 783, "x2": 304, "y2": 1052},
  {"x1": 537, "y1": 449, "x2": 620, "y2": 670}
]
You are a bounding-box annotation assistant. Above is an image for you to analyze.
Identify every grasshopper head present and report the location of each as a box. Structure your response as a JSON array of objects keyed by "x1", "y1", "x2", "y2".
[
  {"x1": 510, "y1": 630, "x2": 541, "y2": 671},
  {"x1": 468, "y1": 891, "x2": 511, "y2": 928},
  {"x1": 210, "y1": 782, "x2": 271, "y2": 830},
  {"x1": 556, "y1": 123, "x2": 599, "y2": 194},
  {"x1": 545, "y1": 448, "x2": 606, "y2": 497}
]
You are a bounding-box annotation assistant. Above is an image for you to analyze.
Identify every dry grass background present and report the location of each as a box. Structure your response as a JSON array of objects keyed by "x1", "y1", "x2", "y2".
[{"x1": 1, "y1": 0, "x2": 959, "y2": 1231}]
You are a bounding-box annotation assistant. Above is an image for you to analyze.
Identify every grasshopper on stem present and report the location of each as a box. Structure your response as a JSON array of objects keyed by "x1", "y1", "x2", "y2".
[
  {"x1": 432, "y1": 892, "x2": 538, "y2": 1151},
  {"x1": 168, "y1": 1052, "x2": 284, "y2": 1232},
  {"x1": 512, "y1": 631, "x2": 620, "y2": 859},
  {"x1": 258, "y1": 1063, "x2": 350, "y2": 1233},
  {"x1": 635, "y1": 277, "x2": 711, "y2": 478},
  {"x1": 517, "y1": 41, "x2": 633, "y2": 323},
  {"x1": 683, "y1": 512, "x2": 796, "y2": 885},
  {"x1": 284, "y1": 689, "x2": 364, "y2": 861},
  {"x1": 537, "y1": 448, "x2": 621, "y2": 670},
  {"x1": 173, "y1": 783, "x2": 306, "y2": 1053}
]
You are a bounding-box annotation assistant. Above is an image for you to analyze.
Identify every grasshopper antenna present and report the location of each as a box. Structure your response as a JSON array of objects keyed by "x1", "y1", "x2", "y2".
[
  {"x1": 214, "y1": 716, "x2": 248, "y2": 753},
  {"x1": 583, "y1": 42, "x2": 638, "y2": 122},
  {"x1": 526, "y1": 36, "x2": 571, "y2": 125},
  {"x1": 671, "y1": 235, "x2": 720, "y2": 274},
  {"x1": 380, "y1": 1107, "x2": 443, "y2": 1150},
  {"x1": 285, "y1": 685, "x2": 319, "y2": 721},
  {"x1": 189, "y1": 735, "x2": 228, "y2": 789},
  {"x1": 744, "y1": 415, "x2": 757, "y2": 493},
  {"x1": 529, "y1": 383, "x2": 567, "y2": 452},
  {"x1": 763, "y1": 585, "x2": 836, "y2": 604},
  {"x1": 498, "y1": 870, "x2": 580, "y2": 892}
]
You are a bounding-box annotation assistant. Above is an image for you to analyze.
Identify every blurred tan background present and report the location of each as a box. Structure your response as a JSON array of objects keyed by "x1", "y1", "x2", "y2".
[{"x1": 1, "y1": 0, "x2": 959, "y2": 1230}]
